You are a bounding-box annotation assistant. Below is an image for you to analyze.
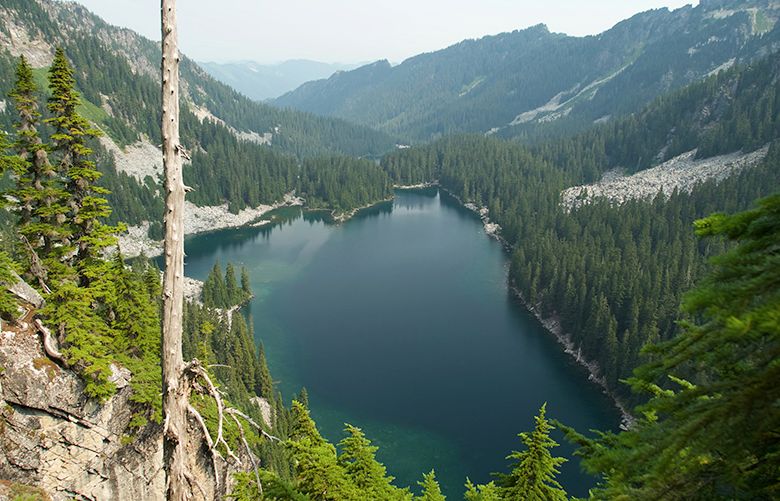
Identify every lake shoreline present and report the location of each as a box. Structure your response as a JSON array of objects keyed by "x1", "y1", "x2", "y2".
[
  {"x1": 433, "y1": 185, "x2": 635, "y2": 427},
  {"x1": 329, "y1": 195, "x2": 395, "y2": 223},
  {"x1": 509, "y1": 284, "x2": 635, "y2": 428},
  {"x1": 119, "y1": 193, "x2": 304, "y2": 258},
  {"x1": 119, "y1": 192, "x2": 397, "y2": 258},
  {"x1": 134, "y1": 184, "x2": 633, "y2": 426}
]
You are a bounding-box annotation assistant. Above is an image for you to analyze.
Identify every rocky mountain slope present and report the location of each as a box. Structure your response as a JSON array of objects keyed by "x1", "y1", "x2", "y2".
[
  {"x1": 561, "y1": 146, "x2": 770, "y2": 211},
  {"x1": 0, "y1": 0, "x2": 396, "y2": 159},
  {"x1": 0, "y1": 0, "x2": 402, "y2": 241},
  {"x1": 274, "y1": 0, "x2": 780, "y2": 142}
]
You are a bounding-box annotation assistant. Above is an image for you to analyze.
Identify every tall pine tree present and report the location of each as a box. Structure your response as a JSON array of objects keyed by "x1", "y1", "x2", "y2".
[
  {"x1": 416, "y1": 470, "x2": 446, "y2": 501},
  {"x1": 338, "y1": 424, "x2": 411, "y2": 500},
  {"x1": 46, "y1": 48, "x2": 117, "y2": 274},
  {"x1": 498, "y1": 404, "x2": 567, "y2": 501},
  {"x1": 8, "y1": 56, "x2": 69, "y2": 280}
]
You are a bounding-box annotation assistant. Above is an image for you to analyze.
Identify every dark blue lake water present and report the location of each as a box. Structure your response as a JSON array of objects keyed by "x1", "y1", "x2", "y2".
[{"x1": 183, "y1": 188, "x2": 620, "y2": 498}]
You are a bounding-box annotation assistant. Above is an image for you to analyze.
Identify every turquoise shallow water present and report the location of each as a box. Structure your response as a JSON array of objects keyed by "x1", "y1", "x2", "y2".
[{"x1": 183, "y1": 189, "x2": 620, "y2": 498}]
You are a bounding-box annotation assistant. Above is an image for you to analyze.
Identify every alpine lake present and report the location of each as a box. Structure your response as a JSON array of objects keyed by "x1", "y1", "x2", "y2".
[{"x1": 182, "y1": 188, "x2": 621, "y2": 498}]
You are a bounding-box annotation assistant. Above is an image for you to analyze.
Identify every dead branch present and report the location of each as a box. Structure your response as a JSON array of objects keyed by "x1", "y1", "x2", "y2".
[
  {"x1": 228, "y1": 411, "x2": 263, "y2": 496},
  {"x1": 225, "y1": 408, "x2": 281, "y2": 443},
  {"x1": 186, "y1": 361, "x2": 240, "y2": 464},
  {"x1": 188, "y1": 404, "x2": 221, "y2": 492},
  {"x1": 33, "y1": 318, "x2": 67, "y2": 366}
]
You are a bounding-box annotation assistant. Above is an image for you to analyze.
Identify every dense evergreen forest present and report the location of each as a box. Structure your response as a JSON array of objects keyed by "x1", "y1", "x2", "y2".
[
  {"x1": 0, "y1": 0, "x2": 401, "y2": 229},
  {"x1": 298, "y1": 156, "x2": 393, "y2": 214},
  {"x1": 0, "y1": 1, "x2": 778, "y2": 499},
  {"x1": 381, "y1": 53, "x2": 780, "y2": 401}
]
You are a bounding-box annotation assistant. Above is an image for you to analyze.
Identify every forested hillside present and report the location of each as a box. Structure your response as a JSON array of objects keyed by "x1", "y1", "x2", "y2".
[
  {"x1": 0, "y1": 0, "x2": 777, "y2": 499},
  {"x1": 381, "y1": 51, "x2": 780, "y2": 401},
  {"x1": 0, "y1": 0, "x2": 396, "y2": 158},
  {"x1": 0, "y1": 0, "x2": 399, "y2": 230},
  {"x1": 275, "y1": 0, "x2": 780, "y2": 143}
]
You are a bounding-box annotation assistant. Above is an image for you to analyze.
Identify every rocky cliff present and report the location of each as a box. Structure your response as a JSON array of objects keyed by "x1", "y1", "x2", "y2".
[{"x1": 0, "y1": 299, "x2": 242, "y2": 500}]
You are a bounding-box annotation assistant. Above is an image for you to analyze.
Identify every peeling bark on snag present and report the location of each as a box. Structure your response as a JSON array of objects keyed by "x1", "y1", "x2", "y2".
[{"x1": 160, "y1": 0, "x2": 191, "y2": 499}]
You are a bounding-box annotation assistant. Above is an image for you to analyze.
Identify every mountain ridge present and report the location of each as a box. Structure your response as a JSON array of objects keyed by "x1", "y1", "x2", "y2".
[
  {"x1": 274, "y1": 0, "x2": 780, "y2": 142},
  {"x1": 199, "y1": 59, "x2": 359, "y2": 101},
  {"x1": 0, "y1": 0, "x2": 397, "y2": 159}
]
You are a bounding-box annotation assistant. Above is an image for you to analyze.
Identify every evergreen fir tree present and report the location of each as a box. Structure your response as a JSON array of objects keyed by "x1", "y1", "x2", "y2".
[
  {"x1": 287, "y1": 401, "x2": 360, "y2": 500},
  {"x1": 255, "y1": 341, "x2": 274, "y2": 399},
  {"x1": 225, "y1": 262, "x2": 240, "y2": 304},
  {"x1": 46, "y1": 48, "x2": 117, "y2": 273},
  {"x1": 8, "y1": 56, "x2": 69, "y2": 276},
  {"x1": 463, "y1": 479, "x2": 501, "y2": 501},
  {"x1": 298, "y1": 387, "x2": 309, "y2": 409},
  {"x1": 42, "y1": 281, "x2": 115, "y2": 400},
  {"x1": 97, "y1": 253, "x2": 162, "y2": 422},
  {"x1": 416, "y1": 470, "x2": 445, "y2": 501},
  {"x1": 0, "y1": 252, "x2": 19, "y2": 321},
  {"x1": 572, "y1": 193, "x2": 780, "y2": 500},
  {"x1": 241, "y1": 266, "x2": 251, "y2": 297},
  {"x1": 498, "y1": 404, "x2": 567, "y2": 501},
  {"x1": 338, "y1": 424, "x2": 410, "y2": 500}
]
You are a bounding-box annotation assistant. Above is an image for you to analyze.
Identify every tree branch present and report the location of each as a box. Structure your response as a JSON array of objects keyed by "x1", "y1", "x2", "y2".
[
  {"x1": 228, "y1": 411, "x2": 263, "y2": 496},
  {"x1": 33, "y1": 318, "x2": 67, "y2": 366}
]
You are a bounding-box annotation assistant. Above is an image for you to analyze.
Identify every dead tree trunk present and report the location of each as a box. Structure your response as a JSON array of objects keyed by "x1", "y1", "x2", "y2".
[{"x1": 161, "y1": 0, "x2": 190, "y2": 499}]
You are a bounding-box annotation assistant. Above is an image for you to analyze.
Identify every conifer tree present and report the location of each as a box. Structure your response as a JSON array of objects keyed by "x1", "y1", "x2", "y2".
[
  {"x1": 8, "y1": 56, "x2": 69, "y2": 276},
  {"x1": 241, "y1": 266, "x2": 251, "y2": 297},
  {"x1": 101, "y1": 254, "x2": 162, "y2": 421},
  {"x1": 298, "y1": 386, "x2": 310, "y2": 408},
  {"x1": 498, "y1": 404, "x2": 567, "y2": 501},
  {"x1": 42, "y1": 281, "x2": 114, "y2": 400},
  {"x1": 287, "y1": 401, "x2": 360, "y2": 500},
  {"x1": 571, "y1": 193, "x2": 780, "y2": 500},
  {"x1": 225, "y1": 262, "x2": 239, "y2": 303},
  {"x1": 416, "y1": 470, "x2": 445, "y2": 501},
  {"x1": 463, "y1": 479, "x2": 501, "y2": 501},
  {"x1": 255, "y1": 341, "x2": 274, "y2": 399},
  {"x1": 338, "y1": 424, "x2": 411, "y2": 500},
  {"x1": 0, "y1": 252, "x2": 19, "y2": 321},
  {"x1": 46, "y1": 48, "x2": 117, "y2": 272}
]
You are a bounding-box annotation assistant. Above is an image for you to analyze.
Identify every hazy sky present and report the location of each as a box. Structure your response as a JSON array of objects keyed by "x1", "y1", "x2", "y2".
[{"x1": 73, "y1": 0, "x2": 698, "y2": 64}]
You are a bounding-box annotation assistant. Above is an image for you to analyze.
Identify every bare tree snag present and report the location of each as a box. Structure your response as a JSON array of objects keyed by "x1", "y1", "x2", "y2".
[{"x1": 160, "y1": 0, "x2": 190, "y2": 499}]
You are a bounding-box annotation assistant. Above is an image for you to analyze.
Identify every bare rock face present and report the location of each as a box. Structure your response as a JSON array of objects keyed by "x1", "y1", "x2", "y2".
[
  {"x1": 0, "y1": 326, "x2": 165, "y2": 501},
  {"x1": 250, "y1": 397, "x2": 274, "y2": 429},
  {"x1": 0, "y1": 9, "x2": 54, "y2": 68},
  {"x1": 560, "y1": 145, "x2": 770, "y2": 211},
  {"x1": 0, "y1": 317, "x2": 252, "y2": 501},
  {"x1": 8, "y1": 271, "x2": 45, "y2": 309}
]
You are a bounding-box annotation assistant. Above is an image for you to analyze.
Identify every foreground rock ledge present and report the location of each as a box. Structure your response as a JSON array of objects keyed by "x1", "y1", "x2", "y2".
[{"x1": 0, "y1": 310, "x2": 240, "y2": 500}]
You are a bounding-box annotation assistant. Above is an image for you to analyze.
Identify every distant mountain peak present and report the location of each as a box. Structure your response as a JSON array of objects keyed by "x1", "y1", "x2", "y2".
[
  {"x1": 273, "y1": 0, "x2": 780, "y2": 143},
  {"x1": 199, "y1": 59, "x2": 361, "y2": 100}
]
